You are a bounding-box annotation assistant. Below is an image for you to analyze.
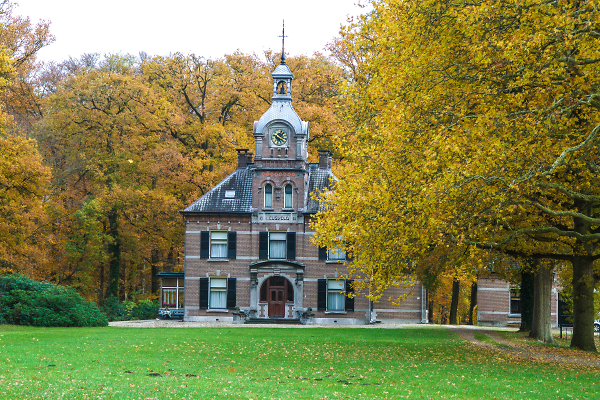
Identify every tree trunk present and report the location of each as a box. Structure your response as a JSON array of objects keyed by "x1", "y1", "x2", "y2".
[
  {"x1": 428, "y1": 299, "x2": 434, "y2": 323},
  {"x1": 468, "y1": 282, "x2": 477, "y2": 325},
  {"x1": 151, "y1": 249, "x2": 160, "y2": 295},
  {"x1": 107, "y1": 209, "x2": 121, "y2": 299},
  {"x1": 449, "y1": 279, "x2": 460, "y2": 325},
  {"x1": 529, "y1": 261, "x2": 555, "y2": 343},
  {"x1": 519, "y1": 270, "x2": 534, "y2": 332},
  {"x1": 570, "y1": 256, "x2": 596, "y2": 351}
]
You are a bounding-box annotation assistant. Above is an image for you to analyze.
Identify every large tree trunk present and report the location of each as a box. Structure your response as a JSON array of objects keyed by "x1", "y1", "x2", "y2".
[
  {"x1": 468, "y1": 282, "x2": 477, "y2": 325},
  {"x1": 519, "y1": 270, "x2": 534, "y2": 332},
  {"x1": 570, "y1": 256, "x2": 596, "y2": 351},
  {"x1": 529, "y1": 261, "x2": 555, "y2": 343},
  {"x1": 449, "y1": 279, "x2": 460, "y2": 325}
]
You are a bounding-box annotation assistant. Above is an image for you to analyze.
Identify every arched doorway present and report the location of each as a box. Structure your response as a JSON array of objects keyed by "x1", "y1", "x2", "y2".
[{"x1": 260, "y1": 276, "x2": 294, "y2": 318}]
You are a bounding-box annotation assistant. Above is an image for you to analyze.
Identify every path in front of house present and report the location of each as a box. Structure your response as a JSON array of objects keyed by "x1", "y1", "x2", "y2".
[
  {"x1": 109, "y1": 320, "x2": 600, "y2": 368},
  {"x1": 451, "y1": 326, "x2": 600, "y2": 368}
]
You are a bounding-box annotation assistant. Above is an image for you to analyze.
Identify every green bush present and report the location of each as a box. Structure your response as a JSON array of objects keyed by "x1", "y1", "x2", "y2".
[
  {"x1": 115, "y1": 298, "x2": 159, "y2": 321},
  {"x1": 0, "y1": 274, "x2": 108, "y2": 327},
  {"x1": 102, "y1": 295, "x2": 126, "y2": 322}
]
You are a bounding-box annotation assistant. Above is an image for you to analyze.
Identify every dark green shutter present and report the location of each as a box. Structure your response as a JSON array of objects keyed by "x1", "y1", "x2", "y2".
[
  {"x1": 345, "y1": 279, "x2": 355, "y2": 312},
  {"x1": 227, "y1": 231, "x2": 237, "y2": 259},
  {"x1": 259, "y1": 231, "x2": 268, "y2": 259},
  {"x1": 287, "y1": 232, "x2": 296, "y2": 260},
  {"x1": 317, "y1": 279, "x2": 327, "y2": 311},
  {"x1": 199, "y1": 277, "x2": 209, "y2": 309},
  {"x1": 226, "y1": 278, "x2": 236, "y2": 309},
  {"x1": 200, "y1": 231, "x2": 209, "y2": 259},
  {"x1": 318, "y1": 246, "x2": 327, "y2": 260}
]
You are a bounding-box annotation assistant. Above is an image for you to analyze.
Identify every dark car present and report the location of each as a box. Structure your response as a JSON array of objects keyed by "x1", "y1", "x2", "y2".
[{"x1": 595, "y1": 320, "x2": 600, "y2": 333}]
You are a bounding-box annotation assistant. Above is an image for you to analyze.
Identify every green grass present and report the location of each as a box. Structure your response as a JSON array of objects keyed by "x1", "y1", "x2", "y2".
[{"x1": 0, "y1": 325, "x2": 597, "y2": 399}]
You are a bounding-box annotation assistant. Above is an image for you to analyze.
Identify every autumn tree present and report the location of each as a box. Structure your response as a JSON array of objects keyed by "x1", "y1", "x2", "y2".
[
  {"x1": 314, "y1": 0, "x2": 600, "y2": 350},
  {"x1": 0, "y1": 45, "x2": 50, "y2": 276},
  {"x1": 0, "y1": 0, "x2": 53, "y2": 132}
]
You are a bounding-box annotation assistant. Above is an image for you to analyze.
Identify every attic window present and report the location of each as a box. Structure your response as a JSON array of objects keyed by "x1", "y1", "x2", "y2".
[{"x1": 225, "y1": 190, "x2": 235, "y2": 198}]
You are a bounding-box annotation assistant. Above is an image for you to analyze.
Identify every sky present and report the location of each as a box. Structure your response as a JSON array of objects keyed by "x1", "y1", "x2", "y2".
[{"x1": 14, "y1": 0, "x2": 368, "y2": 63}]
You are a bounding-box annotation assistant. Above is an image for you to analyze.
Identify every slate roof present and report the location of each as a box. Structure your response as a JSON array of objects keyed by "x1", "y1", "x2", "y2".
[
  {"x1": 181, "y1": 167, "x2": 253, "y2": 214},
  {"x1": 305, "y1": 163, "x2": 337, "y2": 213},
  {"x1": 181, "y1": 163, "x2": 336, "y2": 215}
]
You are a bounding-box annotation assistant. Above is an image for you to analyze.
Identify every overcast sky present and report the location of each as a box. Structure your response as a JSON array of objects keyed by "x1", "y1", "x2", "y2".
[{"x1": 14, "y1": 0, "x2": 368, "y2": 63}]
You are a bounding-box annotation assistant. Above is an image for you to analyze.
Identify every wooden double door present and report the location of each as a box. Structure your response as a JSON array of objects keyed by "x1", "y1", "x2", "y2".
[{"x1": 261, "y1": 276, "x2": 294, "y2": 318}]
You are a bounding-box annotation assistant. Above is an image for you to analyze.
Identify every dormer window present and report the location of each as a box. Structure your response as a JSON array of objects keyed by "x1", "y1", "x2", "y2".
[
  {"x1": 225, "y1": 190, "x2": 235, "y2": 198},
  {"x1": 284, "y1": 184, "x2": 293, "y2": 209},
  {"x1": 265, "y1": 184, "x2": 273, "y2": 208}
]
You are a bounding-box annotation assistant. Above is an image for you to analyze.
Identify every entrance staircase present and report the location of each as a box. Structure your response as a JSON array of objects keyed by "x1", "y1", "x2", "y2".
[{"x1": 245, "y1": 318, "x2": 302, "y2": 325}]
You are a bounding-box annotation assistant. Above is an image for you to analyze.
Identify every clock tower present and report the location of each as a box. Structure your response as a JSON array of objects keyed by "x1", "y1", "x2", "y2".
[{"x1": 251, "y1": 35, "x2": 310, "y2": 216}]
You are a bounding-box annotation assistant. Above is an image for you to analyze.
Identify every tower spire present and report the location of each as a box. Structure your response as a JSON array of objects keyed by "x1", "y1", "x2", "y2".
[{"x1": 278, "y1": 20, "x2": 287, "y2": 64}]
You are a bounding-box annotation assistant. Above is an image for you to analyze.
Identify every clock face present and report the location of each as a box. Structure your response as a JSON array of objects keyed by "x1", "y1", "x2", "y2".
[{"x1": 271, "y1": 129, "x2": 288, "y2": 146}]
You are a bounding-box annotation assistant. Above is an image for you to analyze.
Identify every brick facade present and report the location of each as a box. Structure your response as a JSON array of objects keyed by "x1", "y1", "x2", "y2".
[
  {"x1": 477, "y1": 275, "x2": 559, "y2": 327},
  {"x1": 178, "y1": 54, "x2": 427, "y2": 325}
]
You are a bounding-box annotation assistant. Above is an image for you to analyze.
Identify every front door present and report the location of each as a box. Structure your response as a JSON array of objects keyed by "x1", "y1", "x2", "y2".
[
  {"x1": 263, "y1": 276, "x2": 293, "y2": 318},
  {"x1": 269, "y1": 288, "x2": 285, "y2": 318}
]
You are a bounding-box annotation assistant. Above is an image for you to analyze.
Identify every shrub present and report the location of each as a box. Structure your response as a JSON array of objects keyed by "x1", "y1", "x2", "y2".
[
  {"x1": 114, "y1": 299, "x2": 159, "y2": 321},
  {"x1": 0, "y1": 274, "x2": 108, "y2": 327},
  {"x1": 102, "y1": 295, "x2": 126, "y2": 322}
]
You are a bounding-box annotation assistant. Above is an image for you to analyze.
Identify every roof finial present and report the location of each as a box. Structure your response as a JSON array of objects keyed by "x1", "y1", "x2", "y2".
[{"x1": 278, "y1": 20, "x2": 287, "y2": 64}]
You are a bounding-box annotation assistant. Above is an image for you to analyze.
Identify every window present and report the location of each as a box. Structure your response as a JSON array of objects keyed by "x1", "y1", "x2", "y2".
[
  {"x1": 319, "y1": 246, "x2": 346, "y2": 261},
  {"x1": 284, "y1": 184, "x2": 292, "y2": 209},
  {"x1": 199, "y1": 277, "x2": 237, "y2": 310},
  {"x1": 327, "y1": 280, "x2": 345, "y2": 311},
  {"x1": 161, "y1": 277, "x2": 184, "y2": 309},
  {"x1": 327, "y1": 247, "x2": 346, "y2": 261},
  {"x1": 200, "y1": 231, "x2": 236, "y2": 259},
  {"x1": 317, "y1": 279, "x2": 354, "y2": 312},
  {"x1": 510, "y1": 288, "x2": 521, "y2": 315},
  {"x1": 269, "y1": 232, "x2": 287, "y2": 259},
  {"x1": 265, "y1": 184, "x2": 273, "y2": 208},
  {"x1": 259, "y1": 231, "x2": 296, "y2": 260},
  {"x1": 210, "y1": 232, "x2": 228, "y2": 258},
  {"x1": 210, "y1": 278, "x2": 227, "y2": 309}
]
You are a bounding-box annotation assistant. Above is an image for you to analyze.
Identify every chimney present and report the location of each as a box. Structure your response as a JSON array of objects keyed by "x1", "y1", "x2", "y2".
[
  {"x1": 318, "y1": 150, "x2": 332, "y2": 170},
  {"x1": 236, "y1": 149, "x2": 252, "y2": 168}
]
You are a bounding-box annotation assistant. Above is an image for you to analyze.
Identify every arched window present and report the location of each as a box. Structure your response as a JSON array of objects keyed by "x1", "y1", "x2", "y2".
[
  {"x1": 265, "y1": 184, "x2": 273, "y2": 208},
  {"x1": 284, "y1": 184, "x2": 292, "y2": 209}
]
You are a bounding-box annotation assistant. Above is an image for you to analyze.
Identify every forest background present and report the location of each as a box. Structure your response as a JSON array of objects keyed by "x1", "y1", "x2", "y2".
[{"x1": 1, "y1": 0, "x2": 600, "y2": 350}]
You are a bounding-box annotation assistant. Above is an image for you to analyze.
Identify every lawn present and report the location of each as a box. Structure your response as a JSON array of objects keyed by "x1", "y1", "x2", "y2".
[{"x1": 0, "y1": 325, "x2": 597, "y2": 399}]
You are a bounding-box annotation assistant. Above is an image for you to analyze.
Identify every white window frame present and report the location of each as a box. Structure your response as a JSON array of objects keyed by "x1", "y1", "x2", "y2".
[
  {"x1": 209, "y1": 277, "x2": 227, "y2": 309},
  {"x1": 264, "y1": 183, "x2": 273, "y2": 208},
  {"x1": 161, "y1": 278, "x2": 184, "y2": 309},
  {"x1": 327, "y1": 247, "x2": 346, "y2": 261},
  {"x1": 284, "y1": 184, "x2": 293, "y2": 209},
  {"x1": 210, "y1": 231, "x2": 228, "y2": 259},
  {"x1": 327, "y1": 279, "x2": 346, "y2": 312},
  {"x1": 269, "y1": 232, "x2": 287, "y2": 259}
]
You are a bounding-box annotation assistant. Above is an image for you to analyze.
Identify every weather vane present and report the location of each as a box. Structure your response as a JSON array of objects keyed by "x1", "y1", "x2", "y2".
[{"x1": 278, "y1": 20, "x2": 287, "y2": 64}]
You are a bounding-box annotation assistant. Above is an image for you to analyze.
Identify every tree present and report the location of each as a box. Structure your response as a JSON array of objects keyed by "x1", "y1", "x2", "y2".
[
  {"x1": 314, "y1": 0, "x2": 600, "y2": 350},
  {"x1": 0, "y1": 0, "x2": 54, "y2": 132}
]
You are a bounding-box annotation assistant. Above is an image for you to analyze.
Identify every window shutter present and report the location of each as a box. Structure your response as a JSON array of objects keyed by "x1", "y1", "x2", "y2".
[
  {"x1": 200, "y1": 231, "x2": 209, "y2": 259},
  {"x1": 345, "y1": 279, "x2": 355, "y2": 312},
  {"x1": 287, "y1": 232, "x2": 296, "y2": 260},
  {"x1": 259, "y1": 231, "x2": 268, "y2": 259},
  {"x1": 226, "y1": 278, "x2": 237, "y2": 309},
  {"x1": 317, "y1": 279, "x2": 327, "y2": 311},
  {"x1": 199, "y1": 277, "x2": 209, "y2": 309},
  {"x1": 318, "y1": 246, "x2": 327, "y2": 260},
  {"x1": 227, "y1": 231, "x2": 237, "y2": 259}
]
